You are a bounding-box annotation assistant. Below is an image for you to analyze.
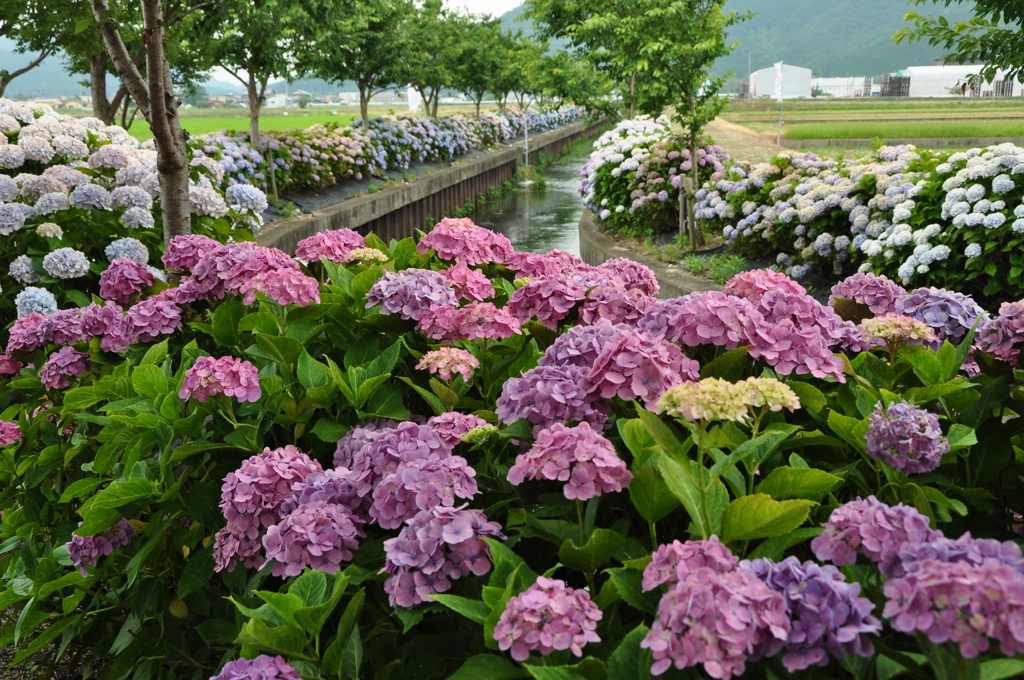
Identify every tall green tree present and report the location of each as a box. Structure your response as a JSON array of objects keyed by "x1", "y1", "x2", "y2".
[
  {"x1": 896, "y1": 1, "x2": 1024, "y2": 83},
  {"x1": 401, "y1": 0, "x2": 462, "y2": 118},
  {"x1": 305, "y1": 0, "x2": 410, "y2": 125},
  {"x1": 531, "y1": 50, "x2": 611, "y2": 112},
  {"x1": 450, "y1": 17, "x2": 506, "y2": 117}
]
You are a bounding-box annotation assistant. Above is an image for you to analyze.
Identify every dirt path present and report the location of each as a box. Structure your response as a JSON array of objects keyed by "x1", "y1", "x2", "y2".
[{"x1": 705, "y1": 117, "x2": 790, "y2": 163}]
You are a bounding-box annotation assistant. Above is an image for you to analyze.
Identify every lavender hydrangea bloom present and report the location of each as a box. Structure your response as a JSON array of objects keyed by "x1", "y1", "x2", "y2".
[
  {"x1": 538, "y1": 320, "x2": 622, "y2": 369},
  {"x1": 99, "y1": 258, "x2": 154, "y2": 303},
  {"x1": 426, "y1": 412, "x2": 488, "y2": 448},
  {"x1": 346, "y1": 421, "x2": 452, "y2": 498},
  {"x1": 587, "y1": 325, "x2": 699, "y2": 408},
  {"x1": 742, "y1": 557, "x2": 881, "y2": 672},
  {"x1": 0, "y1": 202, "x2": 26, "y2": 235},
  {"x1": 0, "y1": 420, "x2": 21, "y2": 446},
  {"x1": 39, "y1": 347, "x2": 90, "y2": 389},
  {"x1": 262, "y1": 500, "x2": 361, "y2": 577},
  {"x1": 9, "y1": 255, "x2": 40, "y2": 285},
  {"x1": 210, "y1": 655, "x2": 302, "y2": 680},
  {"x1": 68, "y1": 184, "x2": 113, "y2": 210},
  {"x1": 496, "y1": 364, "x2": 608, "y2": 435},
  {"x1": 976, "y1": 299, "x2": 1024, "y2": 363},
  {"x1": 34, "y1": 191, "x2": 70, "y2": 215},
  {"x1": 225, "y1": 184, "x2": 269, "y2": 212},
  {"x1": 830, "y1": 272, "x2": 907, "y2": 315},
  {"x1": 493, "y1": 577, "x2": 602, "y2": 661},
  {"x1": 121, "y1": 206, "x2": 155, "y2": 229},
  {"x1": 15, "y1": 287, "x2": 57, "y2": 318},
  {"x1": 110, "y1": 185, "x2": 153, "y2": 210},
  {"x1": 866, "y1": 400, "x2": 949, "y2": 474},
  {"x1": 370, "y1": 455, "x2": 479, "y2": 528},
  {"x1": 105, "y1": 237, "x2": 149, "y2": 264},
  {"x1": 180, "y1": 355, "x2": 262, "y2": 403},
  {"x1": 40, "y1": 307, "x2": 86, "y2": 345},
  {"x1": 294, "y1": 229, "x2": 366, "y2": 264},
  {"x1": 642, "y1": 537, "x2": 739, "y2": 591},
  {"x1": 365, "y1": 269, "x2": 457, "y2": 321},
  {"x1": 42, "y1": 248, "x2": 90, "y2": 279},
  {"x1": 383, "y1": 505, "x2": 504, "y2": 608},
  {"x1": 895, "y1": 287, "x2": 986, "y2": 344},
  {"x1": 67, "y1": 519, "x2": 134, "y2": 576},
  {"x1": 120, "y1": 298, "x2": 182, "y2": 344}
]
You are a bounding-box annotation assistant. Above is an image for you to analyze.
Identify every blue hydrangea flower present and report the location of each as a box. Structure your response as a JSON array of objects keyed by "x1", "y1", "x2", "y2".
[
  {"x1": 15, "y1": 286, "x2": 57, "y2": 318},
  {"x1": 105, "y1": 237, "x2": 149, "y2": 264},
  {"x1": 964, "y1": 243, "x2": 982, "y2": 258},
  {"x1": 42, "y1": 248, "x2": 90, "y2": 279}
]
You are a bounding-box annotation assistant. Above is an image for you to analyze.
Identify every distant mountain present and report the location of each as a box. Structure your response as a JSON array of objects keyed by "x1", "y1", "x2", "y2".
[
  {"x1": 0, "y1": 38, "x2": 91, "y2": 98},
  {"x1": 716, "y1": 0, "x2": 975, "y2": 80}
]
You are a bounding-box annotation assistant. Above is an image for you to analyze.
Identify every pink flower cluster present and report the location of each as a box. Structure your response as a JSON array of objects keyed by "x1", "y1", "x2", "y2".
[
  {"x1": 642, "y1": 537, "x2": 739, "y2": 590},
  {"x1": 67, "y1": 519, "x2": 134, "y2": 577},
  {"x1": 0, "y1": 421, "x2": 21, "y2": 446},
  {"x1": 417, "y1": 218, "x2": 514, "y2": 265},
  {"x1": 506, "y1": 250, "x2": 586, "y2": 279},
  {"x1": 180, "y1": 355, "x2": 262, "y2": 403},
  {"x1": 578, "y1": 284, "x2": 654, "y2": 326},
  {"x1": 168, "y1": 241, "x2": 305, "y2": 306},
  {"x1": 442, "y1": 261, "x2": 494, "y2": 301},
  {"x1": 497, "y1": 364, "x2": 608, "y2": 435},
  {"x1": 417, "y1": 302, "x2": 521, "y2": 341},
  {"x1": 587, "y1": 323, "x2": 698, "y2": 407},
  {"x1": 724, "y1": 269, "x2": 806, "y2": 303},
  {"x1": 262, "y1": 500, "x2": 362, "y2": 577},
  {"x1": 99, "y1": 258, "x2": 154, "y2": 303},
  {"x1": 162, "y1": 234, "x2": 220, "y2": 272},
  {"x1": 0, "y1": 355, "x2": 23, "y2": 375},
  {"x1": 39, "y1": 347, "x2": 90, "y2": 389},
  {"x1": 365, "y1": 269, "x2": 457, "y2": 321},
  {"x1": 493, "y1": 577, "x2": 602, "y2": 661},
  {"x1": 382, "y1": 505, "x2": 503, "y2": 608},
  {"x1": 370, "y1": 455, "x2": 478, "y2": 528},
  {"x1": 416, "y1": 348, "x2": 480, "y2": 382},
  {"x1": 977, "y1": 299, "x2": 1024, "y2": 364},
  {"x1": 599, "y1": 257, "x2": 660, "y2": 296},
  {"x1": 427, "y1": 412, "x2": 488, "y2": 448},
  {"x1": 341, "y1": 421, "x2": 452, "y2": 497},
  {"x1": 240, "y1": 268, "x2": 321, "y2": 307},
  {"x1": 830, "y1": 272, "x2": 907, "y2": 316},
  {"x1": 211, "y1": 655, "x2": 302, "y2": 680},
  {"x1": 507, "y1": 276, "x2": 589, "y2": 329},
  {"x1": 294, "y1": 228, "x2": 365, "y2": 263},
  {"x1": 121, "y1": 298, "x2": 182, "y2": 345},
  {"x1": 507, "y1": 422, "x2": 632, "y2": 501}
]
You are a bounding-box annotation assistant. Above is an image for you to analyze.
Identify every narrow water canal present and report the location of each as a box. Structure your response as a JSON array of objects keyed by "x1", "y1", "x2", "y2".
[{"x1": 471, "y1": 148, "x2": 589, "y2": 256}]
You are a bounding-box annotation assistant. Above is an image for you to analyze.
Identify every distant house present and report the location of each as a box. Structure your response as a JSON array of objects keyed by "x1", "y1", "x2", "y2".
[
  {"x1": 903, "y1": 64, "x2": 1022, "y2": 98},
  {"x1": 265, "y1": 94, "x2": 289, "y2": 108},
  {"x1": 811, "y1": 77, "x2": 868, "y2": 98},
  {"x1": 749, "y1": 64, "x2": 812, "y2": 99}
]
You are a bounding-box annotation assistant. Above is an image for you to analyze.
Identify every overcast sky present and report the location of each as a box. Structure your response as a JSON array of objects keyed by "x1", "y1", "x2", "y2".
[{"x1": 446, "y1": 0, "x2": 522, "y2": 17}]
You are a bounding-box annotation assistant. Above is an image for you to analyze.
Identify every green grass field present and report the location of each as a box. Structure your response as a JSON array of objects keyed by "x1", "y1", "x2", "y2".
[
  {"x1": 125, "y1": 110, "x2": 358, "y2": 141},
  {"x1": 772, "y1": 120, "x2": 1024, "y2": 140}
]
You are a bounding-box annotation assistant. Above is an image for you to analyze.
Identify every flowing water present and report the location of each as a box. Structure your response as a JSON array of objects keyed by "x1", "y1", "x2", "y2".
[{"x1": 471, "y1": 149, "x2": 589, "y2": 256}]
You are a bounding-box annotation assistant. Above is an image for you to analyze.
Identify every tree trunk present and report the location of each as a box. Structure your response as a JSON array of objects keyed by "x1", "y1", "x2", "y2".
[
  {"x1": 628, "y1": 70, "x2": 636, "y2": 118},
  {"x1": 0, "y1": 48, "x2": 51, "y2": 98},
  {"x1": 359, "y1": 82, "x2": 370, "y2": 125},
  {"x1": 247, "y1": 72, "x2": 261, "y2": 148},
  {"x1": 475, "y1": 97, "x2": 481, "y2": 118},
  {"x1": 89, "y1": 52, "x2": 113, "y2": 122}
]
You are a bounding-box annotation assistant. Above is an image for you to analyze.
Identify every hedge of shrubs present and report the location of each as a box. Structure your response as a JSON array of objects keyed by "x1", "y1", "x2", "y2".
[{"x1": 0, "y1": 207, "x2": 1023, "y2": 680}]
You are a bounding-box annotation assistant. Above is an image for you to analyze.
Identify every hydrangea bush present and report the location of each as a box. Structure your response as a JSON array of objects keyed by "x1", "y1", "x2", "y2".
[{"x1": 0, "y1": 215, "x2": 1021, "y2": 680}]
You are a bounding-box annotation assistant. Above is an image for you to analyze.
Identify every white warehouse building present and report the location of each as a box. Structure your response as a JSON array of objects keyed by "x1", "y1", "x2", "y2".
[
  {"x1": 812, "y1": 77, "x2": 871, "y2": 98},
  {"x1": 749, "y1": 64, "x2": 812, "y2": 99},
  {"x1": 903, "y1": 64, "x2": 1023, "y2": 98}
]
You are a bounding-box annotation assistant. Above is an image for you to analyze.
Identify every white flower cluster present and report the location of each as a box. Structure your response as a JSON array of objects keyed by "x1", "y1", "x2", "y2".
[{"x1": 580, "y1": 115, "x2": 672, "y2": 217}]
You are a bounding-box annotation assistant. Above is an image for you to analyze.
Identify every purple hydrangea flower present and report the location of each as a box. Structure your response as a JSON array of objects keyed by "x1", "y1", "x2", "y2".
[
  {"x1": 587, "y1": 325, "x2": 699, "y2": 408},
  {"x1": 496, "y1": 364, "x2": 608, "y2": 435},
  {"x1": 294, "y1": 228, "x2": 365, "y2": 264},
  {"x1": 538, "y1": 320, "x2": 623, "y2": 369},
  {"x1": 67, "y1": 519, "x2": 134, "y2": 576},
  {"x1": 415, "y1": 302, "x2": 521, "y2": 342},
  {"x1": 866, "y1": 400, "x2": 949, "y2": 474},
  {"x1": 240, "y1": 268, "x2": 321, "y2": 307},
  {"x1": 642, "y1": 536, "x2": 739, "y2": 591},
  {"x1": 830, "y1": 272, "x2": 907, "y2": 315},
  {"x1": 976, "y1": 299, "x2": 1024, "y2": 363},
  {"x1": 120, "y1": 298, "x2": 182, "y2": 345},
  {"x1": 262, "y1": 500, "x2": 362, "y2": 577},
  {"x1": 426, "y1": 412, "x2": 488, "y2": 448},
  {"x1": 39, "y1": 347, "x2": 90, "y2": 389},
  {"x1": 441, "y1": 261, "x2": 494, "y2": 301},
  {"x1": 180, "y1": 355, "x2": 262, "y2": 403},
  {"x1": 365, "y1": 269, "x2": 457, "y2": 321},
  {"x1": 162, "y1": 234, "x2": 221, "y2": 272},
  {"x1": 895, "y1": 287, "x2": 986, "y2": 344},
  {"x1": 493, "y1": 577, "x2": 602, "y2": 661},
  {"x1": 0, "y1": 421, "x2": 22, "y2": 446},
  {"x1": 210, "y1": 655, "x2": 302, "y2": 680},
  {"x1": 370, "y1": 455, "x2": 479, "y2": 528},
  {"x1": 99, "y1": 258, "x2": 154, "y2": 303},
  {"x1": 724, "y1": 269, "x2": 806, "y2": 303},
  {"x1": 346, "y1": 421, "x2": 452, "y2": 498}
]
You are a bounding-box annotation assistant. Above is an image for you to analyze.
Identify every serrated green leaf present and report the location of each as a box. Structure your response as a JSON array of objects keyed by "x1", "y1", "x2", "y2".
[
  {"x1": 429, "y1": 594, "x2": 491, "y2": 624},
  {"x1": 755, "y1": 467, "x2": 840, "y2": 500},
  {"x1": 558, "y1": 529, "x2": 624, "y2": 574},
  {"x1": 606, "y1": 623, "x2": 653, "y2": 680},
  {"x1": 628, "y1": 466, "x2": 680, "y2": 524},
  {"x1": 720, "y1": 494, "x2": 816, "y2": 544}
]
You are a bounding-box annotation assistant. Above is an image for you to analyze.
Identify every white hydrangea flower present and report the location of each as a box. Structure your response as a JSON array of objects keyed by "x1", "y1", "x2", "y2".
[{"x1": 964, "y1": 243, "x2": 982, "y2": 258}]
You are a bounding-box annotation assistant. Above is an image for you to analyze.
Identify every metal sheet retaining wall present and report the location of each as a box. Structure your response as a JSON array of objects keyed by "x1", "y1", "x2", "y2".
[{"x1": 258, "y1": 119, "x2": 607, "y2": 253}]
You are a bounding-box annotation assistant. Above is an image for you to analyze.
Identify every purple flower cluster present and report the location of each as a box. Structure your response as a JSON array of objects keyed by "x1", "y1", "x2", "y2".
[
  {"x1": 294, "y1": 228, "x2": 366, "y2": 264},
  {"x1": 67, "y1": 519, "x2": 134, "y2": 576},
  {"x1": 830, "y1": 272, "x2": 907, "y2": 315},
  {"x1": 365, "y1": 269, "x2": 457, "y2": 321},
  {"x1": 0, "y1": 355, "x2": 22, "y2": 375},
  {"x1": 370, "y1": 456, "x2": 479, "y2": 528},
  {"x1": 977, "y1": 299, "x2": 1024, "y2": 363},
  {"x1": 724, "y1": 270, "x2": 806, "y2": 303},
  {"x1": 578, "y1": 284, "x2": 654, "y2": 326},
  {"x1": 507, "y1": 422, "x2": 632, "y2": 500},
  {"x1": 161, "y1": 235, "x2": 220, "y2": 272},
  {"x1": 587, "y1": 324, "x2": 698, "y2": 407},
  {"x1": 262, "y1": 500, "x2": 362, "y2": 577},
  {"x1": 180, "y1": 355, "x2": 262, "y2": 403},
  {"x1": 121, "y1": 298, "x2": 182, "y2": 345},
  {"x1": 416, "y1": 348, "x2": 480, "y2": 382},
  {"x1": 0, "y1": 421, "x2": 21, "y2": 446},
  {"x1": 497, "y1": 364, "x2": 608, "y2": 435},
  {"x1": 507, "y1": 276, "x2": 588, "y2": 329},
  {"x1": 214, "y1": 446, "x2": 323, "y2": 572},
  {"x1": 417, "y1": 218, "x2": 514, "y2": 265},
  {"x1": 211, "y1": 655, "x2": 302, "y2": 680},
  {"x1": 493, "y1": 577, "x2": 602, "y2": 661},
  {"x1": 344, "y1": 421, "x2": 452, "y2": 498},
  {"x1": 382, "y1": 505, "x2": 503, "y2": 608},
  {"x1": 642, "y1": 537, "x2": 739, "y2": 590},
  {"x1": 895, "y1": 287, "x2": 987, "y2": 344},
  {"x1": 506, "y1": 250, "x2": 585, "y2": 279},
  {"x1": 239, "y1": 268, "x2": 321, "y2": 307},
  {"x1": 426, "y1": 412, "x2": 488, "y2": 448},
  {"x1": 811, "y1": 496, "x2": 939, "y2": 576},
  {"x1": 416, "y1": 302, "x2": 521, "y2": 341},
  {"x1": 538, "y1": 322, "x2": 623, "y2": 369},
  {"x1": 598, "y1": 258, "x2": 660, "y2": 296},
  {"x1": 866, "y1": 400, "x2": 949, "y2": 474},
  {"x1": 743, "y1": 557, "x2": 881, "y2": 672},
  {"x1": 99, "y1": 258, "x2": 154, "y2": 303},
  {"x1": 441, "y1": 261, "x2": 494, "y2": 301},
  {"x1": 39, "y1": 347, "x2": 90, "y2": 389}
]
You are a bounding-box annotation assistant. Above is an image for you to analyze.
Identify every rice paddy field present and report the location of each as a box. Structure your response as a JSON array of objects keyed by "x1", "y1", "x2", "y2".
[{"x1": 723, "y1": 97, "x2": 1024, "y2": 142}]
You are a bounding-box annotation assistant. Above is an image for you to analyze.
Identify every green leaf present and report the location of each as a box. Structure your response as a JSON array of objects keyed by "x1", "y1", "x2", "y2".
[
  {"x1": 786, "y1": 381, "x2": 827, "y2": 412},
  {"x1": 132, "y1": 364, "x2": 169, "y2": 397},
  {"x1": 903, "y1": 382, "x2": 974, "y2": 405},
  {"x1": 484, "y1": 564, "x2": 523, "y2": 652},
  {"x1": 255, "y1": 591, "x2": 305, "y2": 628},
  {"x1": 429, "y1": 594, "x2": 491, "y2": 624},
  {"x1": 920, "y1": 486, "x2": 968, "y2": 517},
  {"x1": 637, "y1": 408, "x2": 693, "y2": 463},
  {"x1": 962, "y1": 376, "x2": 1009, "y2": 428},
  {"x1": 140, "y1": 339, "x2": 169, "y2": 366},
  {"x1": 367, "y1": 341, "x2": 401, "y2": 378},
  {"x1": 239, "y1": 312, "x2": 279, "y2": 335},
  {"x1": 343, "y1": 624, "x2": 363, "y2": 679},
  {"x1": 746, "y1": 527, "x2": 822, "y2": 561},
  {"x1": 901, "y1": 344, "x2": 945, "y2": 386},
  {"x1": 653, "y1": 455, "x2": 710, "y2": 538},
  {"x1": 980, "y1": 659, "x2": 1024, "y2": 680},
  {"x1": 605, "y1": 568, "x2": 659, "y2": 615},
  {"x1": 235, "y1": 619, "x2": 308, "y2": 657},
  {"x1": 430, "y1": 378, "x2": 460, "y2": 410},
  {"x1": 76, "y1": 507, "x2": 122, "y2": 537},
  {"x1": 254, "y1": 333, "x2": 304, "y2": 367},
  {"x1": 617, "y1": 419, "x2": 659, "y2": 465},
  {"x1": 196, "y1": 620, "x2": 240, "y2": 645},
  {"x1": 708, "y1": 430, "x2": 791, "y2": 485},
  {"x1": 447, "y1": 655, "x2": 529, "y2": 680},
  {"x1": 827, "y1": 410, "x2": 869, "y2": 452},
  {"x1": 606, "y1": 624, "x2": 653, "y2": 680},
  {"x1": 558, "y1": 528, "x2": 625, "y2": 574},
  {"x1": 59, "y1": 478, "x2": 107, "y2": 503},
  {"x1": 294, "y1": 572, "x2": 352, "y2": 637},
  {"x1": 523, "y1": 667, "x2": 588, "y2": 680},
  {"x1": 63, "y1": 386, "x2": 103, "y2": 411},
  {"x1": 398, "y1": 376, "x2": 447, "y2": 416},
  {"x1": 365, "y1": 383, "x2": 410, "y2": 420},
  {"x1": 311, "y1": 418, "x2": 349, "y2": 443},
  {"x1": 720, "y1": 494, "x2": 816, "y2": 544},
  {"x1": 344, "y1": 335, "x2": 379, "y2": 369},
  {"x1": 628, "y1": 466, "x2": 680, "y2": 523},
  {"x1": 946, "y1": 423, "x2": 977, "y2": 452},
  {"x1": 212, "y1": 298, "x2": 245, "y2": 347},
  {"x1": 297, "y1": 351, "x2": 330, "y2": 390},
  {"x1": 88, "y1": 477, "x2": 158, "y2": 511},
  {"x1": 755, "y1": 467, "x2": 840, "y2": 500},
  {"x1": 698, "y1": 346, "x2": 750, "y2": 381},
  {"x1": 290, "y1": 570, "x2": 328, "y2": 607},
  {"x1": 178, "y1": 544, "x2": 215, "y2": 598}
]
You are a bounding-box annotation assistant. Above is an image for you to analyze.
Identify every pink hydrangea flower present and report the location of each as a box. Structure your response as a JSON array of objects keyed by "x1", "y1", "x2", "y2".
[
  {"x1": 6, "y1": 312, "x2": 49, "y2": 353},
  {"x1": 417, "y1": 218, "x2": 514, "y2": 265},
  {"x1": 120, "y1": 298, "x2": 182, "y2": 345},
  {"x1": 426, "y1": 412, "x2": 488, "y2": 448},
  {"x1": 162, "y1": 234, "x2": 221, "y2": 272},
  {"x1": 442, "y1": 261, "x2": 495, "y2": 301},
  {"x1": 579, "y1": 284, "x2": 654, "y2": 326},
  {"x1": 240, "y1": 268, "x2": 321, "y2": 307},
  {"x1": 506, "y1": 250, "x2": 586, "y2": 279},
  {"x1": 597, "y1": 257, "x2": 660, "y2": 296},
  {"x1": 831, "y1": 272, "x2": 907, "y2": 316},
  {"x1": 416, "y1": 348, "x2": 480, "y2": 382},
  {"x1": 416, "y1": 302, "x2": 521, "y2": 342},
  {"x1": 67, "y1": 519, "x2": 134, "y2": 577},
  {"x1": 493, "y1": 577, "x2": 602, "y2": 661},
  {"x1": 642, "y1": 537, "x2": 739, "y2": 591},
  {"x1": 370, "y1": 455, "x2": 479, "y2": 528},
  {"x1": 346, "y1": 421, "x2": 452, "y2": 498},
  {"x1": 366, "y1": 269, "x2": 457, "y2": 321},
  {"x1": 507, "y1": 277, "x2": 587, "y2": 329},
  {"x1": 99, "y1": 258, "x2": 154, "y2": 303},
  {"x1": 0, "y1": 354, "x2": 24, "y2": 375},
  {"x1": 39, "y1": 346, "x2": 90, "y2": 389},
  {"x1": 39, "y1": 308, "x2": 86, "y2": 346},
  {"x1": 211, "y1": 655, "x2": 302, "y2": 680},
  {"x1": 294, "y1": 228, "x2": 365, "y2": 264},
  {"x1": 496, "y1": 364, "x2": 608, "y2": 435},
  {"x1": 977, "y1": 299, "x2": 1024, "y2": 364},
  {"x1": 180, "y1": 355, "x2": 262, "y2": 403},
  {"x1": 507, "y1": 422, "x2": 632, "y2": 500},
  {"x1": 262, "y1": 500, "x2": 362, "y2": 577},
  {"x1": 587, "y1": 326, "x2": 699, "y2": 408},
  {"x1": 0, "y1": 421, "x2": 22, "y2": 446},
  {"x1": 724, "y1": 269, "x2": 806, "y2": 302}
]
